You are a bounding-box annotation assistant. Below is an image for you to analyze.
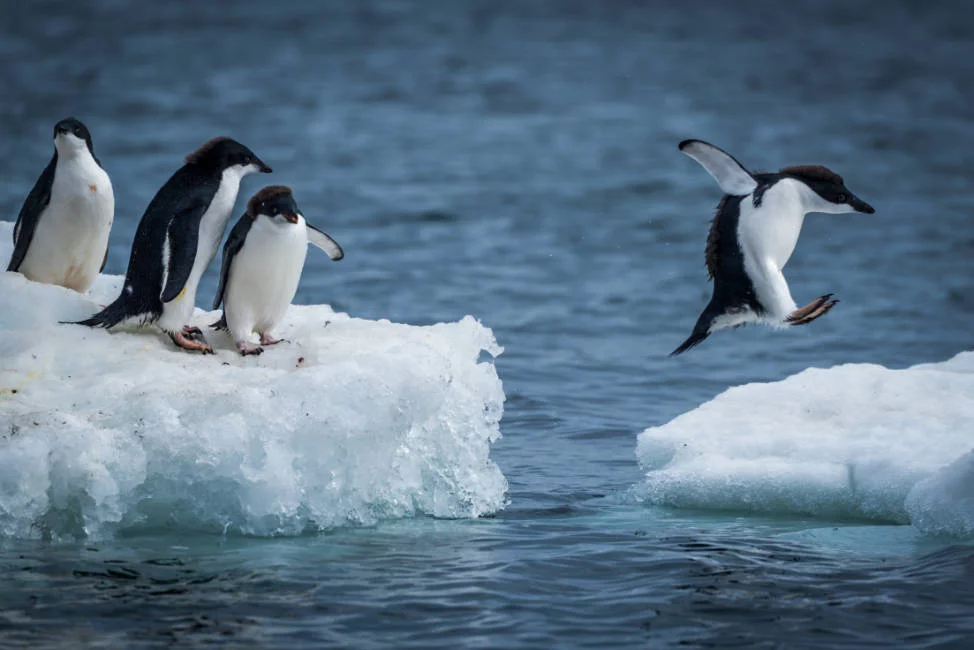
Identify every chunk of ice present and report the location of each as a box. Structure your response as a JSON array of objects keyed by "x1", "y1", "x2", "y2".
[
  {"x1": 0, "y1": 222, "x2": 507, "y2": 539},
  {"x1": 636, "y1": 354, "x2": 974, "y2": 537}
]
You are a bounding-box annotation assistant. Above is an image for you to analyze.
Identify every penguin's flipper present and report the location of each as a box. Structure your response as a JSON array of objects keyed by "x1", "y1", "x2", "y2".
[
  {"x1": 7, "y1": 154, "x2": 56, "y2": 272},
  {"x1": 307, "y1": 224, "x2": 344, "y2": 261},
  {"x1": 212, "y1": 214, "x2": 253, "y2": 310},
  {"x1": 160, "y1": 203, "x2": 206, "y2": 304},
  {"x1": 679, "y1": 140, "x2": 758, "y2": 196}
]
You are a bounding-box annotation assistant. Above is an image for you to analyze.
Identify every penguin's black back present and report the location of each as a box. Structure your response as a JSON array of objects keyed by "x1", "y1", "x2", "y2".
[
  {"x1": 672, "y1": 195, "x2": 763, "y2": 355},
  {"x1": 707, "y1": 195, "x2": 762, "y2": 314},
  {"x1": 75, "y1": 162, "x2": 221, "y2": 328}
]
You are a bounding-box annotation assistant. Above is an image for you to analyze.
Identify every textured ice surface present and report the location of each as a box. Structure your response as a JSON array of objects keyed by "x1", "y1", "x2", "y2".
[
  {"x1": 0, "y1": 222, "x2": 507, "y2": 539},
  {"x1": 905, "y1": 450, "x2": 974, "y2": 537},
  {"x1": 636, "y1": 353, "x2": 974, "y2": 536}
]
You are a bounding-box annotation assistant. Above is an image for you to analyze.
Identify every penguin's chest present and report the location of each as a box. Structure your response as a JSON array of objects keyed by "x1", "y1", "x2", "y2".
[
  {"x1": 22, "y1": 157, "x2": 114, "y2": 291},
  {"x1": 737, "y1": 183, "x2": 805, "y2": 270},
  {"x1": 229, "y1": 225, "x2": 307, "y2": 328}
]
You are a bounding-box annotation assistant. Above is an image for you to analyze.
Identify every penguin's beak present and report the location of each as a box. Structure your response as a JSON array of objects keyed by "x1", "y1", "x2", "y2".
[
  {"x1": 284, "y1": 212, "x2": 299, "y2": 224},
  {"x1": 255, "y1": 158, "x2": 272, "y2": 174},
  {"x1": 849, "y1": 195, "x2": 875, "y2": 214}
]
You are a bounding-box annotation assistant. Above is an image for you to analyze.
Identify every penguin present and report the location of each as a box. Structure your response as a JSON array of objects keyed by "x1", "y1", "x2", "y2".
[
  {"x1": 74, "y1": 137, "x2": 271, "y2": 353},
  {"x1": 211, "y1": 185, "x2": 343, "y2": 356},
  {"x1": 6, "y1": 117, "x2": 114, "y2": 292},
  {"x1": 671, "y1": 139, "x2": 875, "y2": 356}
]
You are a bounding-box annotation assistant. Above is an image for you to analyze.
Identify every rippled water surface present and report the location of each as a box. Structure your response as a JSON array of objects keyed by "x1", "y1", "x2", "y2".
[{"x1": 2, "y1": 0, "x2": 974, "y2": 647}]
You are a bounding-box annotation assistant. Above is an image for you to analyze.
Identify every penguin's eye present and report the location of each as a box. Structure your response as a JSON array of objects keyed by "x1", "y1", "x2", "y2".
[
  {"x1": 835, "y1": 193, "x2": 847, "y2": 203},
  {"x1": 74, "y1": 128, "x2": 82, "y2": 136},
  {"x1": 242, "y1": 155, "x2": 252, "y2": 165}
]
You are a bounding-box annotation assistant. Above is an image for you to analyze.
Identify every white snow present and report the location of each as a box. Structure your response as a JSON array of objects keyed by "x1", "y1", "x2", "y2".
[
  {"x1": 0, "y1": 222, "x2": 507, "y2": 540},
  {"x1": 636, "y1": 354, "x2": 974, "y2": 537}
]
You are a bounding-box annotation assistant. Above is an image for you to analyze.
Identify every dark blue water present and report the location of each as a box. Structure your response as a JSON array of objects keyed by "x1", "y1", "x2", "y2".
[{"x1": 2, "y1": 0, "x2": 974, "y2": 647}]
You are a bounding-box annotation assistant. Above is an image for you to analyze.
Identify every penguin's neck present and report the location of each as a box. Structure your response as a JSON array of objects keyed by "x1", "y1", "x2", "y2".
[
  {"x1": 54, "y1": 143, "x2": 100, "y2": 177},
  {"x1": 54, "y1": 137, "x2": 92, "y2": 162}
]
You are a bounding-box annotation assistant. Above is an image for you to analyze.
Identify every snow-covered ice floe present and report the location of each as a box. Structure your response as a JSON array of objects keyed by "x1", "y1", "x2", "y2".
[
  {"x1": 635, "y1": 354, "x2": 974, "y2": 537},
  {"x1": 0, "y1": 222, "x2": 507, "y2": 539}
]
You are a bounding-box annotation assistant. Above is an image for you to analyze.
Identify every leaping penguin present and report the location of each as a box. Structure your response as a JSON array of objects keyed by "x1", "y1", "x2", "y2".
[
  {"x1": 671, "y1": 139, "x2": 875, "y2": 356},
  {"x1": 211, "y1": 185, "x2": 343, "y2": 356},
  {"x1": 6, "y1": 117, "x2": 114, "y2": 292},
  {"x1": 75, "y1": 137, "x2": 271, "y2": 353}
]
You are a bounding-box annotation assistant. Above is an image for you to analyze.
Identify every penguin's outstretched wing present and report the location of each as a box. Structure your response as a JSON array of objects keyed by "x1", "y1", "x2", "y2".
[
  {"x1": 160, "y1": 201, "x2": 207, "y2": 303},
  {"x1": 307, "y1": 223, "x2": 344, "y2": 261},
  {"x1": 7, "y1": 154, "x2": 56, "y2": 272},
  {"x1": 212, "y1": 214, "x2": 253, "y2": 310},
  {"x1": 679, "y1": 140, "x2": 757, "y2": 196}
]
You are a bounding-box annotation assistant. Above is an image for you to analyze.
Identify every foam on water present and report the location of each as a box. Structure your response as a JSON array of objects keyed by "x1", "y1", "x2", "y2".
[
  {"x1": 635, "y1": 353, "x2": 974, "y2": 537},
  {"x1": 0, "y1": 222, "x2": 507, "y2": 540}
]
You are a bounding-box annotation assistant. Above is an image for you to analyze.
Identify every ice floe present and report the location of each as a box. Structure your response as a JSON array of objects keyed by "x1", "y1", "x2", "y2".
[{"x1": 0, "y1": 222, "x2": 507, "y2": 539}]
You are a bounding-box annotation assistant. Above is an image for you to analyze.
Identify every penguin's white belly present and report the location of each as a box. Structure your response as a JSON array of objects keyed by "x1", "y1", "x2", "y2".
[
  {"x1": 156, "y1": 170, "x2": 242, "y2": 331},
  {"x1": 738, "y1": 180, "x2": 806, "y2": 319},
  {"x1": 19, "y1": 160, "x2": 114, "y2": 293},
  {"x1": 738, "y1": 181, "x2": 806, "y2": 269},
  {"x1": 225, "y1": 221, "x2": 307, "y2": 340}
]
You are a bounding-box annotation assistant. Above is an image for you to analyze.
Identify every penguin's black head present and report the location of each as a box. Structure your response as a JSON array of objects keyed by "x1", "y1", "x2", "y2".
[
  {"x1": 780, "y1": 165, "x2": 875, "y2": 215},
  {"x1": 185, "y1": 137, "x2": 273, "y2": 175},
  {"x1": 53, "y1": 117, "x2": 95, "y2": 155},
  {"x1": 248, "y1": 185, "x2": 301, "y2": 224}
]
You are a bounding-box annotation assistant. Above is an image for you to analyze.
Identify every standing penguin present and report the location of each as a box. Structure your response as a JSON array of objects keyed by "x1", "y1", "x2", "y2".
[
  {"x1": 75, "y1": 137, "x2": 271, "y2": 353},
  {"x1": 211, "y1": 186, "x2": 343, "y2": 356},
  {"x1": 672, "y1": 139, "x2": 875, "y2": 355},
  {"x1": 6, "y1": 117, "x2": 114, "y2": 292}
]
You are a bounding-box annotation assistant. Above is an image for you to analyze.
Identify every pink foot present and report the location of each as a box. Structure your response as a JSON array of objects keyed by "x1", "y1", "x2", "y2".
[
  {"x1": 182, "y1": 325, "x2": 205, "y2": 341},
  {"x1": 786, "y1": 294, "x2": 839, "y2": 326},
  {"x1": 259, "y1": 332, "x2": 285, "y2": 346},
  {"x1": 236, "y1": 341, "x2": 264, "y2": 356},
  {"x1": 170, "y1": 330, "x2": 214, "y2": 354}
]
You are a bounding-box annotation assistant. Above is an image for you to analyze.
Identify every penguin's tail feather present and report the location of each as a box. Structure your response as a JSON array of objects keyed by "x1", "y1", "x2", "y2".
[
  {"x1": 670, "y1": 328, "x2": 710, "y2": 356},
  {"x1": 671, "y1": 306, "x2": 718, "y2": 356},
  {"x1": 71, "y1": 295, "x2": 134, "y2": 329}
]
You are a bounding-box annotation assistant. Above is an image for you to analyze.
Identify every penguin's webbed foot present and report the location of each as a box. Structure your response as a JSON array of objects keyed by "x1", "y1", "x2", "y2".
[
  {"x1": 182, "y1": 325, "x2": 205, "y2": 341},
  {"x1": 787, "y1": 294, "x2": 838, "y2": 326},
  {"x1": 259, "y1": 333, "x2": 286, "y2": 346},
  {"x1": 170, "y1": 330, "x2": 214, "y2": 354},
  {"x1": 236, "y1": 341, "x2": 264, "y2": 356}
]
